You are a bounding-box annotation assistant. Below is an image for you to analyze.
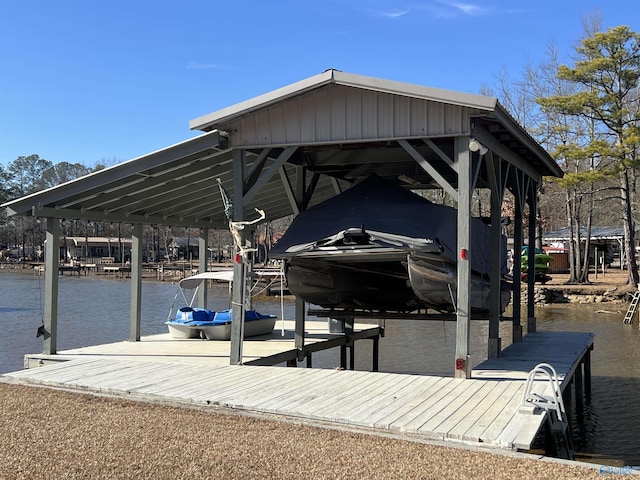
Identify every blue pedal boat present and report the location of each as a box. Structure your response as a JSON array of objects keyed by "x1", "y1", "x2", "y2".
[{"x1": 165, "y1": 271, "x2": 277, "y2": 340}]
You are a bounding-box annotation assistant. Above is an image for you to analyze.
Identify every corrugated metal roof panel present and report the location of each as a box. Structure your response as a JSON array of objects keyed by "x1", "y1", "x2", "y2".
[
  {"x1": 189, "y1": 69, "x2": 497, "y2": 133},
  {"x1": 227, "y1": 85, "x2": 481, "y2": 148},
  {"x1": 544, "y1": 226, "x2": 626, "y2": 240}
]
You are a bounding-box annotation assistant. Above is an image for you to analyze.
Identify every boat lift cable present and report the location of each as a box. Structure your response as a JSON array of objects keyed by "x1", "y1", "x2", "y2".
[
  {"x1": 280, "y1": 262, "x2": 285, "y2": 336},
  {"x1": 441, "y1": 253, "x2": 457, "y2": 313},
  {"x1": 240, "y1": 262, "x2": 247, "y2": 360},
  {"x1": 36, "y1": 273, "x2": 45, "y2": 338},
  {"x1": 38, "y1": 274, "x2": 44, "y2": 324},
  {"x1": 248, "y1": 271, "x2": 275, "y2": 296},
  {"x1": 244, "y1": 266, "x2": 286, "y2": 337},
  {"x1": 447, "y1": 283, "x2": 457, "y2": 312},
  {"x1": 38, "y1": 277, "x2": 44, "y2": 326},
  {"x1": 240, "y1": 267, "x2": 286, "y2": 337},
  {"x1": 219, "y1": 178, "x2": 273, "y2": 354}
]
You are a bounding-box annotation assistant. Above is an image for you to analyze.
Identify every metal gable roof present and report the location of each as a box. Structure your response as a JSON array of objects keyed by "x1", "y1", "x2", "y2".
[
  {"x1": 189, "y1": 69, "x2": 499, "y2": 133},
  {"x1": 190, "y1": 69, "x2": 561, "y2": 180},
  {"x1": 3, "y1": 69, "x2": 562, "y2": 229}
]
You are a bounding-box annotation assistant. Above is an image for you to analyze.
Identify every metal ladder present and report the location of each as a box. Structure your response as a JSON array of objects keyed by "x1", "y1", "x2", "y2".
[
  {"x1": 520, "y1": 363, "x2": 574, "y2": 460},
  {"x1": 623, "y1": 290, "x2": 640, "y2": 324}
]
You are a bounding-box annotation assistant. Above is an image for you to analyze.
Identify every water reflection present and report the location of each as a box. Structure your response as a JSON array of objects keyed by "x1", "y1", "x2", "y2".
[{"x1": 534, "y1": 305, "x2": 640, "y2": 466}]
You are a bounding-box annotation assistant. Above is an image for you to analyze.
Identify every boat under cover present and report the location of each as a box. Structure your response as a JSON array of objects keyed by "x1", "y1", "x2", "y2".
[
  {"x1": 270, "y1": 175, "x2": 509, "y2": 313},
  {"x1": 407, "y1": 252, "x2": 511, "y2": 313}
]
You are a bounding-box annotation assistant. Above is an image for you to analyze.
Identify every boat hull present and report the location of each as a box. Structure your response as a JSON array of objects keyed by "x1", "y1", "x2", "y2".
[
  {"x1": 165, "y1": 309, "x2": 277, "y2": 340},
  {"x1": 407, "y1": 253, "x2": 511, "y2": 313},
  {"x1": 166, "y1": 323, "x2": 201, "y2": 339},
  {"x1": 200, "y1": 316, "x2": 277, "y2": 341},
  {"x1": 271, "y1": 175, "x2": 509, "y2": 314},
  {"x1": 285, "y1": 255, "x2": 419, "y2": 312}
]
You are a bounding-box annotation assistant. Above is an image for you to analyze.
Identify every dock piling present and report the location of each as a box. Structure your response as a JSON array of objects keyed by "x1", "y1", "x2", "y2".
[
  {"x1": 584, "y1": 347, "x2": 592, "y2": 395},
  {"x1": 574, "y1": 363, "x2": 584, "y2": 422}
]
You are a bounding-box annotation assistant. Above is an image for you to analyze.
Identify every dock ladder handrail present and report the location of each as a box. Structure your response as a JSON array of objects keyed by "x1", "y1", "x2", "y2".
[
  {"x1": 520, "y1": 362, "x2": 574, "y2": 460},
  {"x1": 623, "y1": 290, "x2": 640, "y2": 324}
]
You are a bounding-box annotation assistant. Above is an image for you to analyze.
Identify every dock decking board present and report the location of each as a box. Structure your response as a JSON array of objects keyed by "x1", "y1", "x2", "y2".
[
  {"x1": 313, "y1": 372, "x2": 400, "y2": 421},
  {"x1": 346, "y1": 374, "x2": 425, "y2": 425},
  {"x1": 233, "y1": 368, "x2": 337, "y2": 408},
  {"x1": 296, "y1": 371, "x2": 391, "y2": 419},
  {"x1": 457, "y1": 380, "x2": 524, "y2": 443},
  {"x1": 392, "y1": 378, "x2": 473, "y2": 434},
  {"x1": 2, "y1": 331, "x2": 593, "y2": 452},
  {"x1": 424, "y1": 379, "x2": 500, "y2": 438}
]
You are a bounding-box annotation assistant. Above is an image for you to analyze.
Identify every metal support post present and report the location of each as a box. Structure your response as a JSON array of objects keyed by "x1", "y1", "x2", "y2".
[
  {"x1": 230, "y1": 149, "x2": 246, "y2": 365},
  {"x1": 129, "y1": 223, "x2": 142, "y2": 342},
  {"x1": 198, "y1": 228, "x2": 208, "y2": 308},
  {"x1": 43, "y1": 217, "x2": 60, "y2": 355},
  {"x1": 527, "y1": 188, "x2": 537, "y2": 333},
  {"x1": 372, "y1": 336, "x2": 379, "y2": 372},
  {"x1": 455, "y1": 136, "x2": 472, "y2": 378}
]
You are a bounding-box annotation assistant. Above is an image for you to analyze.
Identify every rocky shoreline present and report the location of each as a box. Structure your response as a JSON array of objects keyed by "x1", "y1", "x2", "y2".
[
  {"x1": 523, "y1": 270, "x2": 636, "y2": 305},
  {"x1": 523, "y1": 284, "x2": 635, "y2": 305}
]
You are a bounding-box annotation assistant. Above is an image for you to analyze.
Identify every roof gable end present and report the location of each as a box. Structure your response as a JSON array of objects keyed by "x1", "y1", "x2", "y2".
[{"x1": 189, "y1": 69, "x2": 498, "y2": 135}]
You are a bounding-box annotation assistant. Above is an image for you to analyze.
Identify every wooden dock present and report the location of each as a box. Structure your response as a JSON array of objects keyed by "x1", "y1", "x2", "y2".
[
  {"x1": 23, "y1": 319, "x2": 383, "y2": 369},
  {"x1": 4, "y1": 330, "x2": 593, "y2": 454}
]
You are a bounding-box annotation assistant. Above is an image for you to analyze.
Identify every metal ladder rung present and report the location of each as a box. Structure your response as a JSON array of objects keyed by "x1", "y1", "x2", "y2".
[
  {"x1": 623, "y1": 291, "x2": 640, "y2": 324},
  {"x1": 520, "y1": 363, "x2": 574, "y2": 460}
]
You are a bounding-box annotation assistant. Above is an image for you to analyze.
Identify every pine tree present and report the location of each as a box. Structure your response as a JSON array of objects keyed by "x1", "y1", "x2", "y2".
[{"x1": 537, "y1": 25, "x2": 640, "y2": 286}]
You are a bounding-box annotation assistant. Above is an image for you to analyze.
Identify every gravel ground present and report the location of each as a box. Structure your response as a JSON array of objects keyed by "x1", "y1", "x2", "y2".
[{"x1": 0, "y1": 383, "x2": 608, "y2": 480}]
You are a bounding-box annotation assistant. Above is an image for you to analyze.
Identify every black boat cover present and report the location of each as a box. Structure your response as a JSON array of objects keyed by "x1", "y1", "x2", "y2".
[{"x1": 270, "y1": 175, "x2": 500, "y2": 275}]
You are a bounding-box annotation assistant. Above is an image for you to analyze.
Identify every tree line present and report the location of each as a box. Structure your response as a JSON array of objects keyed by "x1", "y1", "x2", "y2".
[
  {"x1": 0, "y1": 155, "x2": 237, "y2": 262},
  {"x1": 0, "y1": 155, "x2": 102, "y2": 256}
]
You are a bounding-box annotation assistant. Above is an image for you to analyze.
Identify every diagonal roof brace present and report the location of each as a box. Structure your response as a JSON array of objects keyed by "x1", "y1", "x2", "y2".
[
  {"x1": 422, "y1": 138, "x2": 458, "y2": 174},
  {"x1": 244, "y1": 146, "x2": 298, "y2": 205},
  {"x1": 398, "y1": 139, "x2": 458, "y2": 201}
]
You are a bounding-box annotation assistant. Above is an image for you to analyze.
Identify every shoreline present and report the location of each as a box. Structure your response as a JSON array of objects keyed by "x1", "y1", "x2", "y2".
[
  {"x1": 2, "y1": 262, "x2": 635, "y2": 305},
  {"x1": 532, "y1": 270, "x2": 636, "y2": 305},
  {"x1": 0, "y1": 382, "x2": 611, "y2": 479}
]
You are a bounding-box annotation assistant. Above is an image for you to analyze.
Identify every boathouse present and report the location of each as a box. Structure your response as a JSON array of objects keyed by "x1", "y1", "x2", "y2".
[
  {"x1": 3, "y1": 69, "x2": 563, "y2": 378},
  {"x1": 544, "y1": 226, "x2": 634, "y2": 270}
]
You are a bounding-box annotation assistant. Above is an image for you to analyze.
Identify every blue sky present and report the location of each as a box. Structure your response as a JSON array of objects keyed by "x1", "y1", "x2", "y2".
[{"x1": 0, "y1": 0, "x2": 636, "y2": 167}]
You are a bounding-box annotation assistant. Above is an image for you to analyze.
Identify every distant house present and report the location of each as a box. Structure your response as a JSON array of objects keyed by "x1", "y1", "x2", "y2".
[
  {"x1": 58, "y1": 236, "x2": 169, "y2": 262},
  {"x1": 60, "y1": 237, "x2": 132, "y2": 262},
  {"x1": 167, "y1": 236, "x2": 199, "y2": 260},
  {"x1": 543, "y1": 226, "x2": 637, "y2": 267}
]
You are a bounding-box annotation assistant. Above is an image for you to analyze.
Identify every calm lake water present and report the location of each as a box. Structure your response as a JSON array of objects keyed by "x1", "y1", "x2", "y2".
[{"x1": 1, "y1": 271, "x2": 639, "y2": 466}]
